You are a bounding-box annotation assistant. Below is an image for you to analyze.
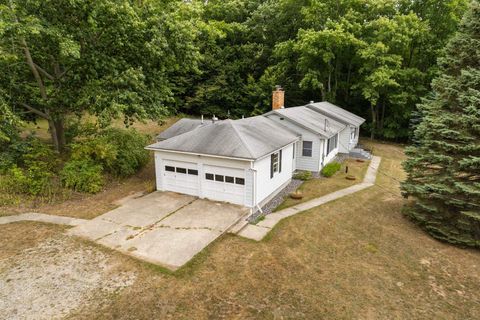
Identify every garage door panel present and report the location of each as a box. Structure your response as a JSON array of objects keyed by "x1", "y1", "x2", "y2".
[
  {"x1": 203, "y1": 165, "x2": 245, "y2": 205},
  {"x1": 162, "y1": 160, "x2": 199, "y2": 196}
]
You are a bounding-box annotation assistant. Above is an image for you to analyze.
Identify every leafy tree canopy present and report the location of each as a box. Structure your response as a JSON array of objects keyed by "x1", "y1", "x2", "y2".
[
  {"x1": 402, "y1": 0, "x2": 480, "y2": 247},
  {"x1": 0, "y1": 0, "x2": 202, "y2": 150}
]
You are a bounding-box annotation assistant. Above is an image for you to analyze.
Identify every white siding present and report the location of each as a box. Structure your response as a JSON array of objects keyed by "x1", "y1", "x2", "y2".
[
  {"x1": 253, "y1": 144, "x2": 294, "y2": 205},
  {"x1": 266, "y1": 113, "x2": 322, "y2": 172},
  {"x1": 322, "y1": 136, "x2": 339, "y2": 165},
  {"x1": 349, "y1": 126, "x2": 360, "y2": 150},
  {"x1": 153, "y1": 151, "x2": 253, "y2": 206},
  {"x1": 338, "y1": 126, "x2": 351, "y2": 153}
]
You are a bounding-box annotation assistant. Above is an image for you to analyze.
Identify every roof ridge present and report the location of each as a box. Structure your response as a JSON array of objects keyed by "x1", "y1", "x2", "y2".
[
  {"x1": 228, "y1": 120, "x2": 256, "y2": 158},
  {"x1": 272, "y1": 110, "x2": 330, "y2": 138}
]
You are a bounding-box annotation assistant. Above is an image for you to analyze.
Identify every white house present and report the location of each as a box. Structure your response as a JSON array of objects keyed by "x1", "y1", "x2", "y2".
[
  {"x1": 306, "y1": 102, "x2": 365, "y2": 153},
  {"x1": 146, "y1": 86, "x2": 365, "y2": 210},
  {"x1": 264, "y1": 106, "x2": 346, "y2": 172},
  {"x1": 146, "y1": 116, "x2": 300, "y2": 211}
]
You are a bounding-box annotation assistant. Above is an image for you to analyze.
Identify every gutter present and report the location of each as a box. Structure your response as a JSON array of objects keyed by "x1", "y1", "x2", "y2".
[{"x1": 144, "y1": 147, "x2": 255, "y2": 162}]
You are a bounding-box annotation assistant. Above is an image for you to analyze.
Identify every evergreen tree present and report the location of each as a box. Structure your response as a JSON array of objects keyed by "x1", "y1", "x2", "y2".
[{"x1": 401, "y1": 1, "x2": 480, "y2": 247}]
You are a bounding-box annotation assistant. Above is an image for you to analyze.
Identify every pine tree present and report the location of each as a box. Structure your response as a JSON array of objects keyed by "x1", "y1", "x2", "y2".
[{"x1": 401, "y1": 1, "x2": 480, "y2": 247}]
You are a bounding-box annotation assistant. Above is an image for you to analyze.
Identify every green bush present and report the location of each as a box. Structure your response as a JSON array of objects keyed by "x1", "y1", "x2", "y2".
[
  {"x1": 100, "y1": 128, "x2": 150, "y2": 177},
  {"x1": 321, "y1": 162, "x2": 342, "y2": 177},
  {"x1": 293, "y1": 171, "x2": 312, "y2": 181},
  {"x1": 70, "y1": 128, "x2": 149, "y2": 178},
  {"x1": 60, "y1": 159, "x2": 104, "y2": 193},
  {"x1": 0, "y1": 165, "x2": 29, "y2": 194},
  {"x1": 0, "y1": 139, "x2": 58, "y2": 196}
]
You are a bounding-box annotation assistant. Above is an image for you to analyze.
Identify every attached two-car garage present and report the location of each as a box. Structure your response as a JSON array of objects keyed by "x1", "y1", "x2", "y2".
[{"x1": 157, "y1": 155, "x2": 249, "y2": 206}]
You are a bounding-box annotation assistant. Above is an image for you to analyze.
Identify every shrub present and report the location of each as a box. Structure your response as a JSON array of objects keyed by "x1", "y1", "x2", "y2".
[
  {"x1": 0, "y1": 139, "x2": 58, "y2": 196},
  {"x1": 321, "y1": 162, "x2": 342, "y2": 177},
  {"x1": 0, "y1": 165, "x2": 29, "y2": 194},
  {"x1": 61, "y1": 128, "x2": 149, "y2": 193},
  {"x1": 60, "y1": 159, "x2": 104, "y2": 193},
  {"x1": 100, "y1": 128, "x2": 150, "y2": 177},
  {"x1": 293, "y1": 171, "x2": 312, "y2": 181}
]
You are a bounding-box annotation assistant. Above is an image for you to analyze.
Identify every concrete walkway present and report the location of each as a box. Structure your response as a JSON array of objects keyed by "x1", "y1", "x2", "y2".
[
  {"x1": 0, "y1": 212, "x2": 86, "y2": 227},
  {"x1": 237, "y1": 156, "x2": 382, "y2": 241}
]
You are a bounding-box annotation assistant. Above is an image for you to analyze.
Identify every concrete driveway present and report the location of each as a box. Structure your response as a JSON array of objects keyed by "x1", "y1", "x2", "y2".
[{"x1": 68, "y1": 192, "x2": 248, "y2": 270}]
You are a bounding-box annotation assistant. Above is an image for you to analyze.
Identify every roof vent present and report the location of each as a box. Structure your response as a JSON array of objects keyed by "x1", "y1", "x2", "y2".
[
  {"x1": 201, "y1": 114, "x2": 204, "y2": 124},
  {"x1": 212, "y1": 115, "x2": 218, "y2": 123},
  {"x1": 310, "y1": 100, "x2": 314, "y2": 104}
]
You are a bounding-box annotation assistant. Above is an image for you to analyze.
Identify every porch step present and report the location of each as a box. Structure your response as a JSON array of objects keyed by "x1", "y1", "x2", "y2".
[{"x1": 228, "y1": 217, "x2": 250, "y2": 234}]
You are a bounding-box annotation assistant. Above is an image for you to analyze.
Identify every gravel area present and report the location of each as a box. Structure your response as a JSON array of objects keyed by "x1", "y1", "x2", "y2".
[
  {"x1": 0, "y1": 234, "x2": 136, "y2": 320},
  {"x1": 248, "y1": 179, "x2": 304, "y2": 222}
]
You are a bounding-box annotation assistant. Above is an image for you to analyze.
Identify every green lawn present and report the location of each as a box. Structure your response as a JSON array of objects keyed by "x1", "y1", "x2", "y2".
[
  {"x1": 2, "y1": 140, "x2": 478, "y2": 319},
  {"x1": 275, "y1": 158, "x2": 370, "y2": 211}
]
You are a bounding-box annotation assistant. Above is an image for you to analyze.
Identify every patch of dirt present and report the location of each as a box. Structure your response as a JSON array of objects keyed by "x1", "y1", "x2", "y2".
[{"x1": 0, "y1": 233, "x2": 136, "y2": 320}]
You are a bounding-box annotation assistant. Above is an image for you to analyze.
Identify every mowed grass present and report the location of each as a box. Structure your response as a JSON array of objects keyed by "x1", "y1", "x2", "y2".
[
  {"x1": 276, "y1": 159, "x2": 369, "y2": 211},
  {"x1": 1, "y1": 116, "x2": 181, "y2": 219},
  {"x1": 52, "y1": 140, "x2": 479, "y2": 319}
]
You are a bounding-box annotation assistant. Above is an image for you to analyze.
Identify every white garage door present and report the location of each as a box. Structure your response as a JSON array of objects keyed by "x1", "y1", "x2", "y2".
[
  {"x1": 203, "y1": 165, "x2": 245, "y2": 205},
  {"x1": 163, "y1": 160, "x2": 199, "y2": 196}
]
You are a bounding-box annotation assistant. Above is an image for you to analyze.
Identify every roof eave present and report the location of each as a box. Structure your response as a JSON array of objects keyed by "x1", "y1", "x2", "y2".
[{"x1": 144, "y1": 146, "x2": 255, "y2": 162}]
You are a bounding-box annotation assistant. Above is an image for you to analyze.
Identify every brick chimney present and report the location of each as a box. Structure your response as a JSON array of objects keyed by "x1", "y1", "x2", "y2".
[{"x1": 272, "y1": 85, "x2": 285, "y2": 110}]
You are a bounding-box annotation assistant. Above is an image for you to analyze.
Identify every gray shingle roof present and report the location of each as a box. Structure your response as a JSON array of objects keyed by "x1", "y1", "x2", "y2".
[
  {"x1": 157, "y1": 118, "x2": 206, "y2": 140},
  {"x1": 147, "y1": 116, "x2": 299, "y2": 160},
  {"x1": 306, "y1": 102, "x2": 365, "y2": 127},
  {"x1": 267, "y1": 106, "x2": 346, "y2": 138}
]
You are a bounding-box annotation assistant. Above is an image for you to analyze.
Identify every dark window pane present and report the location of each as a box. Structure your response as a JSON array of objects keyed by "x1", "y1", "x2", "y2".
[
  {"x1": 176, "y1": 167, "x2": 187, "y2": 174},
  {"x1": 235, "y1": 178, "x2": 245, "y2": 185},
  {"x1": 215, "y1": 175, "x2": 224, "y2": 182},
  {"x1": 188, "y1": 169, "x2": 198, "y2": 175},
  {"x1": 225, "y1": 176, "x2": 234, "y2": 183},
  {"x1": 206, "y1": 173, "x2": 214, "y2": 180},
  {"x1": 302, "y1": 141, "x2": 313, "y2": 157},
  {"x1": 165, "y1": 166, "x2": 175, "y2": 172}
]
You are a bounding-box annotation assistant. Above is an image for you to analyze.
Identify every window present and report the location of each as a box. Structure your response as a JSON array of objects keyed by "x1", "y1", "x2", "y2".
[
  {"x1": 165, "y1": 166, "x2": 175, "y2": 172},
  {"x1": 235, "y1": 177, "x2": 245, "y2": 185},
  {"x1": 327, "y1": 134, "x2": 338, "y2": 155},
  {"x1": 205, "y1": 173, "x2": 214, "y2": 180},
  {"x1": 176, "y1": 167, "x2": 187, "y2": 174},
  {"x1": 215, "y1": 175, "x2": 224, "y2": 182},
  {"x1": 188, "y1": 169, "x2": 198, "y2": 175},
  {"x1": 270, "y1": 150, "x2": 283, "y2": 178},
  {"x1": 302, "y1": 141, "x2": 313, "y2": 157},
  {"x1": 225, "y1": 176, "x2": 234, "y2": 183}
]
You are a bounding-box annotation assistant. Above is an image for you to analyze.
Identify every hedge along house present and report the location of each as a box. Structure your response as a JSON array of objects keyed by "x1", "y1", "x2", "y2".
[
  {"x1": 146, "y1": 116, "x2": 300, "y2": 211},
  {"x1": 264, "y1": 87, "x2": 347, "y2": 172}
]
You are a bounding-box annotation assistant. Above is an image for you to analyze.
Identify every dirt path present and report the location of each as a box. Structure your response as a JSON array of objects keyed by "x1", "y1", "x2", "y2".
[{"x1": 0, "y1": 233, "x2": 136, "y2": 320}]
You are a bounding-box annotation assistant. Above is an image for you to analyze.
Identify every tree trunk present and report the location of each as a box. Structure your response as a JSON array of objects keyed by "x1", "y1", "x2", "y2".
[
  {"x1": 54, "y1": 117, "x2": 66, "y2": 150},
  {"x1": 370, "y1": 103, "x2": 376, "y2": 140},
  {"x1": 20, "y1": 36, "x2": 63, "y2": 151},
  {"x1": 380, "y1": 99, "x2": 386, "y2": 132}
]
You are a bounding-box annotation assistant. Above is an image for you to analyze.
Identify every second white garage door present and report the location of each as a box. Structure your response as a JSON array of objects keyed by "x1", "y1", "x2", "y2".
[{"x1": 203, "y1": 165, "x2": 245, "y2": 205}]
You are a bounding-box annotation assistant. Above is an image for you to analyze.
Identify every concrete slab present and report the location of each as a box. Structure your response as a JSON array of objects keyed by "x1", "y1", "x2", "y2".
[
  {"x1": 100, "y1": 192, "x2": 196, "y2": 228},
  {"x1": 68, "y1": 219, "x2": 122, "y2": 240},
  {"x1": 237, "y1": 224, "x2": 270, "y2": 241},
  {"x1": 161, "y1": 199, "x2": 247, "y2": 231},
  {"x1": 0, "y1": 213, "x2": 87, "y2": 227},
  {"x1": 97, "y1": 226, "x2": 140, "y2": 248},
  {"x1": 68, "y1": 191, "x2": 248, "y2": 270},
  {"x1": 123, "y1": 227, "x2": 222, "y2": 269}
]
